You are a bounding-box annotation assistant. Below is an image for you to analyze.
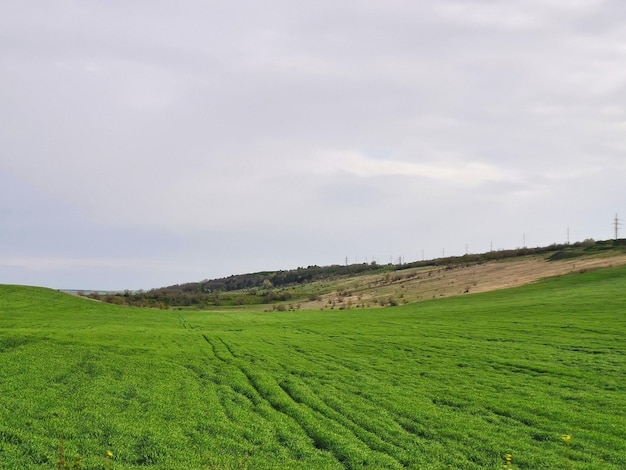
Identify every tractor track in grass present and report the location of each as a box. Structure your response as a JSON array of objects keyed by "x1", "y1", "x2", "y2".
[
  {"x1": 234, "y1": 361, "x2": 405, "y2": 469},
  {"x1": 275, "y1": 346, "x2": 427, "y2": 454},
  {"x1": 200, "y1": 333, "x2": 405, "y2": 468},
  {"x1": 218, "y1": 337, "x2": 238, "y2": 358},
  {"x1": 201, "y1": 334, "x2": 232, "y2": 363},
  {"x1": 317, "y1": 380, "x2": 449, "y2": 448},
  {"x1": 207, "y1": 326, "x2": 418, "y2": 462},
  {"x1": 269, "y1": 343, "x2": 414, "y2": 465},
  {"x1": 278, "y1": 375, "x2": 412, "y2": 467},
  {"x1": 313, "y1": 379, "x2": 443, "y2": 449}
]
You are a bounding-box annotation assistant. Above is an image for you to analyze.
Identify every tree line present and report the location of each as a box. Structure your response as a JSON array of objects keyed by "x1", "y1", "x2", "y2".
[{"x1": 86, "y1": 238, "x2": 624, "y2": 308}]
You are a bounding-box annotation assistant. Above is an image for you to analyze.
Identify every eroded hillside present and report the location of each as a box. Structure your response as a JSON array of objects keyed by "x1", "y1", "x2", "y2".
[{"x1": 299, "y1": 252, "x2": 626, "y2": 310}]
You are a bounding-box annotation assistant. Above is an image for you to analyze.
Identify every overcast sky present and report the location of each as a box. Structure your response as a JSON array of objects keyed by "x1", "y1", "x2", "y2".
[{"x1": 1, "y1": 0, "x2": 625, "y2": 290}]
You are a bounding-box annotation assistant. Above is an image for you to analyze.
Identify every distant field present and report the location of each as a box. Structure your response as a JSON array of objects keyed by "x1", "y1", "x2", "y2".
[{"x1": 1, "y1": 266, "x2": 625, "y2": 469}]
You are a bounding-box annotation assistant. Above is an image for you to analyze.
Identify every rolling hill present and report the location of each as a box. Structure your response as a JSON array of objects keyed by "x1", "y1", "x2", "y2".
[{"x1": 1, "y1": 259, "x2": 626, "y2": 468}]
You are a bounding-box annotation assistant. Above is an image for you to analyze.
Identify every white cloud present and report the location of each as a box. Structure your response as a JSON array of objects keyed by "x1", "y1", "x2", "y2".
[
  {"x1": 435, "y1": 3, "x2": 541, "y2": 30},
  {"x1": 317, "y1": 150, "x2": 505, "y2": 185},
  {"x1": 435, "y1": 0, "x2": 604, "y2": 30}
]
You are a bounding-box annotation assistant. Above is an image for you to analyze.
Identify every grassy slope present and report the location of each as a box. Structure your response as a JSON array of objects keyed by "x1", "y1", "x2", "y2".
[{"x1": 0, "y1": 267, "x2": 625, "y2": 469}]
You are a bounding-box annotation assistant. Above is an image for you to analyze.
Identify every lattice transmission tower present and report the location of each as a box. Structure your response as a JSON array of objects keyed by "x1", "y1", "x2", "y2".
[{"x1": 614, "y1": 213, "x2": 622, "y2": 240}]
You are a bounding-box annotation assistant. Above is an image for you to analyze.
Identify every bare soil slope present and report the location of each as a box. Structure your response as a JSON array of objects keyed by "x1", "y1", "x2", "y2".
[{"x1": 301, "y1": 252, "x2": 626, "y2": 310}]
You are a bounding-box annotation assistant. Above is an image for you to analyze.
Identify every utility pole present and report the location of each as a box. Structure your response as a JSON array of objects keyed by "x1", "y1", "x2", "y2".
[
  {"x1": 614, "y1": 214, "x2": 621, "y2": 240},
  {"x1": 567, "y1": 227, "x2": 570, "y2": 245}
]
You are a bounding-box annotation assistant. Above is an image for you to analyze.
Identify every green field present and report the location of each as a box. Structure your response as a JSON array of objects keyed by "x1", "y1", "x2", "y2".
[{"x1": 1, "y1": 266, "x2": 625, "y2": 469}]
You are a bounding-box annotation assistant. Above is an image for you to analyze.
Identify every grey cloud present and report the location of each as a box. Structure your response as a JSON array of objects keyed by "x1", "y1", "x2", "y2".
[{"x1": 1, "y1": 0, "x2": 625, "y2": 289}]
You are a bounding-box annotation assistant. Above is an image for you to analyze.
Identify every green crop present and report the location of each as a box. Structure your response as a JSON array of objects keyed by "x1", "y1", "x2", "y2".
[{"x1": 1, "y1": 266, "x2": 625, "y2": 468}]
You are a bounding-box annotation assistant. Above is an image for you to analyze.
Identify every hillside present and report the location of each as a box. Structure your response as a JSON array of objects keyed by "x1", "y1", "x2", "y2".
[
  {"x1": 2, "y1": 265, "x2": 626, "y2": 468},
  {"x1": 86, "y1": 239, "x2": 626, "y2": 310}
]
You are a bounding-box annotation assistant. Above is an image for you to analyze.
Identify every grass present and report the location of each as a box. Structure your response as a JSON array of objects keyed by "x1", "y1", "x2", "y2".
[{"x1": 1, "y1": 266, "x2": 625, "y2": 468}]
